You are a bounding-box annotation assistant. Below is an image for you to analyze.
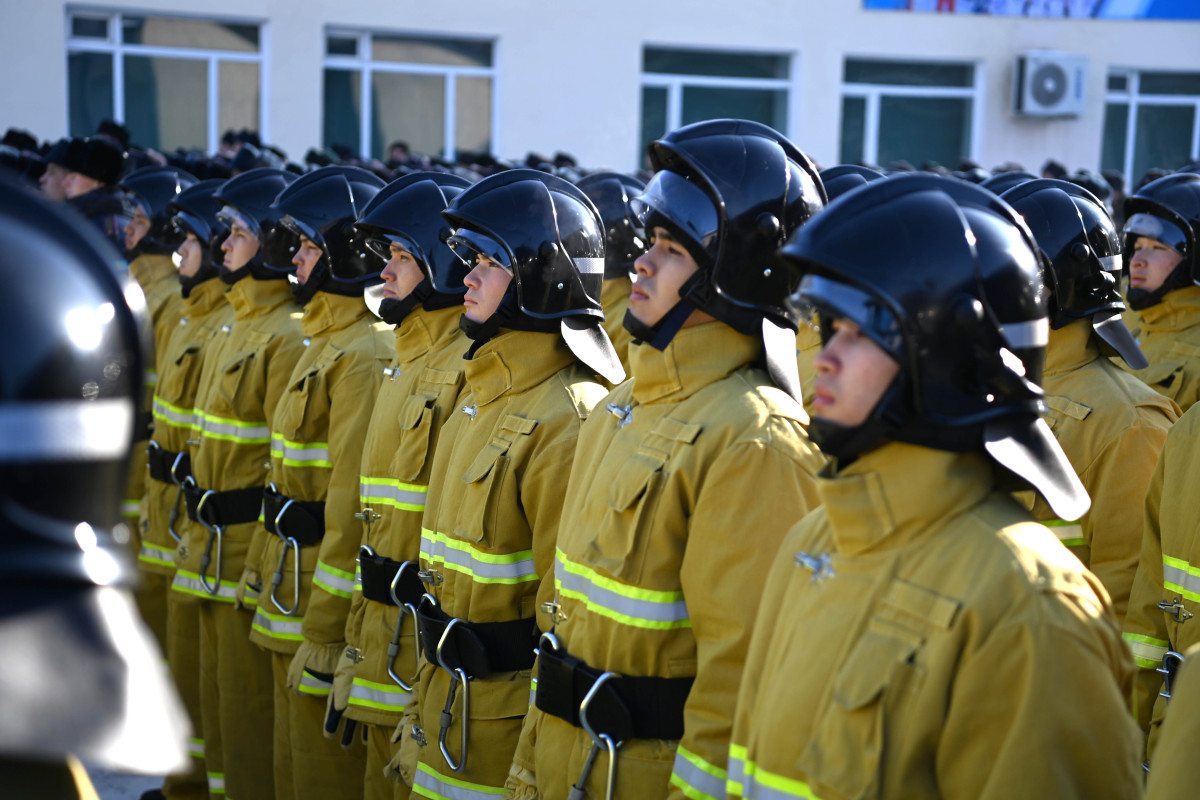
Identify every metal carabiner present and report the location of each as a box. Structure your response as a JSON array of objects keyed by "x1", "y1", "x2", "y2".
[
  {"x1": 576, "y1": 671, "x2": 623, "y2": 800},
  {"x1": 195, "y1": 490, "x2": 225, "y2": 596},
  {"x1": 435, "y1": 618, "x2": 470, "y2": 773},
  {"x1": 269, "y1": 536, "x2": 302, "y2": 616},
  {"x1": 1160, "y1": 650, "x2": 1186, "y2": 701},
  {"x1": 169, "y1": 451, "x2": 189, "y2": 485},
  {"x1": 386, "y1": 562, "x2": 418, "y2": 692},
  {"x1": 536, "y1": 631, "x2": 561, "y2": 657}
]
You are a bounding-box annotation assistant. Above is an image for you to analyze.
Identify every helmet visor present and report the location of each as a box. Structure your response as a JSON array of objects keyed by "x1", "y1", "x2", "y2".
[
  {"x1": 171, "y1": 210, "x2": 211, "y2": 242},
  {"x1": 630, "y1": 170, "x2": 718, "y2": 260},
  {"x1": 446, "y1": 228, "x2": 512, "y2": 270},
  {"x1": 217, "y1": 205, "x2": 260, "y2": 239},
  {"x1": 365, "y1": 232, "x2": 425, "y2": 267},
  {"x1": 1124, "y1": 213, "x2": 1188, "y2": 254},
  {"x1": 795, "y1": 274, "x2": 904, "y2": 361}
]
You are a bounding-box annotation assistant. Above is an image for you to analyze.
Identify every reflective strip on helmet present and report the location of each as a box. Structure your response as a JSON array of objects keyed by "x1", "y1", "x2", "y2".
[
  {"x1": 171, "y1": 569, "x2": 239, "y2": 603},
  {"x1": 420, "y1": 528, "x2": 537, "y2": 585},
  {"x1": 1043, "y1": 519, "x2": 1085, "y2": 548},
  {"x1": 671, "y1": 745, "x2": 727, "y2": 800},
  {"x1": 1123, "y1": 632, "x2": 1170, "y2": 670},
  {"x1": 1098, "y1": 254, "x2": 1122, "y2": 273},
  {"x1": 197, "y1": 410, "x2": 270, "y2": 444},
  {"x1": 0, "y1": 398, "x2": 134, "y2": 462},
  {"x1": 726, "y1": 744, "x2": 822, "y2": 800},
  {"x1": 314, "y1": 560, "x2": 356, "y2": 599},
  {"x1": 252, "y1": 607, "x2": 305, "y2": 640},
  {"x1": 152, "y1": 395, "x2": 200, "y2": 431},
  {"x1": 298, "y1": 669, "x2": 332, "y2": 697},
  {"x1": 1163, "y1": 555, "x2": 1200, "y2": 603},
  {"x1": 207, "y1": 772, "x2": 225, "y2": 795},
  {"x1": 122, "y1": 499, "x2": 141, "y2": 518},
  {"x1": 139, "y1": 541, "x2": 176, "y2": 567},
  {"x1": 348, "y1": 676, "x2": 413, "y2": 712},
  {"x1": 413, "y1": 762, "x2": 506, "y2": 799},
  {"x1": 998, "y1": 318, "x2": 1048, "y2": 349},
  {"x1": 360, "y1": 475, "x2": 427, "y2": 512},
  {"x1": 188, "y1": 737, "x2": 204, "y2": 759},
  {"x1": 271, "y1": 432, "x2": 332, "y2": 467},
  {"x1": 575, "y1": 256, "x2": 605, "y2": 275},
  {"x1": 554, "y1": 548, "x2": 690, "y2": 630}
]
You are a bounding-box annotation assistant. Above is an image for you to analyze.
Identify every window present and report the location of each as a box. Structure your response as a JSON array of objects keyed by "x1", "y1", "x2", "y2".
[
  {"x1": 841, "y1": 58, "x2": 979, "y2": 169},
  {"x1": 1102, "y1": 70, "x2": 1200, "y2": 188},
  {"x1": 66, "y1": 11, "x2": 263, "y2": 153},
  {"x1": 322, "y1": 31, "x2": 495, "y2": 162},
  {"x1": 640, "y1": 47, "x2": 790, "y2": 167}
]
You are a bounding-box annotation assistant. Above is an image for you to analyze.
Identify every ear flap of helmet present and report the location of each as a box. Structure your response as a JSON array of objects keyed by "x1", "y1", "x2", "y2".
[
  {"x1": 985, "y1": 416, "x2": 1090, "y2": 523},
  {"x1": 562, "y1": 316, "x2": 625, "y2": 384},
  {"x1": 1092, "y1": 309, "x2": 1148, "y2": 370}
]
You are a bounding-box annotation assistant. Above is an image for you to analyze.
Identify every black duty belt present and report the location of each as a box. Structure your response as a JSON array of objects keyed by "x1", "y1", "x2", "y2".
[
  {"x1": 183, "y1": 483, "x2": 263, "y2": 528},
  {"x1": 134, "y1": 411, "x2": 155, "y2": 441},
  {"x1": 415, "y1": 596, "x2": 537, "y2": 679},
  {"x1": 360, "y1": 553, "x2": 424, "y2": 607},
  {"x1": 147, "y1": 444, "x2": 191, "y2": 485},
  {"x1": 535, "y1": 640, "x2": 694, "y2": 741},
  {"x1": 262, "y1": 484, "x2": 325, "y2": 546}
]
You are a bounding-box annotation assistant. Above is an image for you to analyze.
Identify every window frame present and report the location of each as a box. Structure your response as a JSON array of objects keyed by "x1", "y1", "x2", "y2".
[
  {"x1": 1105, "y1": 69, "x2": 1200, "y2": 186},
  {"x1": 840, "y1": 56, "x2": 983, "y2": 167},
  {"x1": 64, "y1": 8, "x2": 267, "y2": 153},
  {"x1": 322, "y1": 28, "x2": 498, "y2": 161}
]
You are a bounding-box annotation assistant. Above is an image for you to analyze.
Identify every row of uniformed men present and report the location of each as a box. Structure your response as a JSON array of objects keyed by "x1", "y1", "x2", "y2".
[{"x1": 109, "y1": 122, "x2": 1200, "y2": 800}]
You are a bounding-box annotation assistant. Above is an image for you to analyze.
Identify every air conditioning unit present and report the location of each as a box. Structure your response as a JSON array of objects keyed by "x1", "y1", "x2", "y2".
[{"x1": 1013, "y1": 51, "x2": 1087, "y2": 118}]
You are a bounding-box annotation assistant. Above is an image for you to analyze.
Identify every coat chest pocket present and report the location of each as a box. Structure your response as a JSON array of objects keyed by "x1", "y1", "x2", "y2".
[
  {"x1": 453, "y1": 415, "x2": 537, "y2": 546},
  {"x1": 277, "y1": 346, "x2": 341, "y2": 441},
  {"x1": 1141, "y1": 359, "x2": 1185, "y2": 399},
  {"x1": 216, "y1": 331, "x2": 273, "y2": 410},
  {"x1": 160, "y1": 343, "x2": 204, "y2": 406},
  {"x1": 390, "y1": 393, "x2": 437, "y2": 482}
]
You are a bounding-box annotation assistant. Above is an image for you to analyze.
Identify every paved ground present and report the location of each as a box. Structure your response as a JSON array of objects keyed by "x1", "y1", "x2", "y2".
[{"x1": 85, "y1": 765, "x2": 164, "y2": 799}]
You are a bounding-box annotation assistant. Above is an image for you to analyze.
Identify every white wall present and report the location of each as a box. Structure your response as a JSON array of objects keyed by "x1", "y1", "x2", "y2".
[{"x1": 3, "y1": 0, "x2": 1198, "y2": 175}]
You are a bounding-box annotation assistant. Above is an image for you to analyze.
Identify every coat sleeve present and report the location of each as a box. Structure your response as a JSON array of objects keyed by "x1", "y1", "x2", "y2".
[
  {"x1": 668, "y1": 421, "x2": 822, "y2": 800},
  {"x1": 1082, "y1": 407, "x2": 1172, "y2": 622},
  {"x1": 300, "y1": 349, "x2": 385, "y2": 659},
  {"x1": 938, "y1": 597, "x2": 1144, "y2": 800}
]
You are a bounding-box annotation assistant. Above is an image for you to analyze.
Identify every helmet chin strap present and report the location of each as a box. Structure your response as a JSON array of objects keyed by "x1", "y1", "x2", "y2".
[
  {"x1": 622, "y1": 299, "x2": 695, "y2": 351},
  {"x1": 808, "y1": 379, "x2": 906, "y2": 466}
]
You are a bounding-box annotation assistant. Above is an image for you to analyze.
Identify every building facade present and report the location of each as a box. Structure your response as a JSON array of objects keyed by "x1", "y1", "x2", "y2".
[{"x1": 4, "y1": 1, "x2": 1200, "y2": 184}]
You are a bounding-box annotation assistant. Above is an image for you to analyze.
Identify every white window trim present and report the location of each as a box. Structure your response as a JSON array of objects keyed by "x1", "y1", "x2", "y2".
[
  {"x1": 1105, "y1": 69, "x2": 1200, "y2": 185},
  {"x1": 65, "y1": 8, "x2": 267, "y2": 152},
  {"x1": 841, "y1": 59, "x2": 982, "y2": 167},
  {"x1": 323, "y1": 28, "x2": 498, "y2": 161}
]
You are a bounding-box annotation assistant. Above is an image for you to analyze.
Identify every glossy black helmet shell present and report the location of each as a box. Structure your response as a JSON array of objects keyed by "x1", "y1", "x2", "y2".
[
  {"x1": 819, "y1": 164, "x2": 886, "y2": 202},
  {"x1": 119, "y1": 165, "x2": 198, "y2": 253},
  {"x1": 575, "y1": 171, "x2": 647, "y2": 279}
]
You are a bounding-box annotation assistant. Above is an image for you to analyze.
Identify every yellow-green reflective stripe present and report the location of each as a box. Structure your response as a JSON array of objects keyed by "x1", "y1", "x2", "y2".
[
  {"x1": 298, "y1": 671, "x2": 332, "y2": 697},
  {"x1": 207, "y1": 772, "x2": 225, "y2": 794},
  {"x1": 1163, "y1": 555, "x2": 1200, "y2": 603},
  {"x1": 139, "y1": 542, "x2": 175, "y2": 567},
  {"x1": 251, "y1": 608, "x2": 304, "y2": 640},
  {"x1": 243, "y1": 584, "x2": 260, "y2": 608},
  {"x1": 197, "y1": 410, "x2": 270, "y2": 443},
  {"x1": 1044, "y1": 519, "x2": 1085, "y2": 547},
  {"x1": 555, "y1": 548, "x2": 690, "y2": 630},
  {"x1": 528, "y1": 676, "x2": 536, "y2": 710},
  {"x1": 152, "y1": 396, "x2": 199, "y2": 430},
  {"x1": 188, "y1": 737, "x2": 205, "y2": 759},
  {"x1": 413, "y1": 762, "x2": 506, "y2": 800},
  {"x1": 420, "y1": 528, "x2": 537, "y2": 585},
  {"x1": 1124, "y1": 632, "x2": 1170, "y2": 670},
  {"x1": 122, "y1": 500, "x2": 141, "y2": 518},
  {"x1": 349, "y1": 676, "x2": 413, "y2": 711},
  {"x1": 171, "y1": 570, "x2": 239, "y2": 602},
  {"x1": 271, "y1": 432, "x2": 332, "y2": 467},
  {"x1": 354, "y1": 563, "x2": 362, "y2": 593},
  {"x1": 145, "y1": 369, "x2": 158, "y2": 387},
  {"x1": 360, "y1": 475, "x2": 427, "y2": 512},
  {"x1": 314, "y1": 560, "x2": 355, "y2": 598},
  {"x1": 671, "y1": 745, "x2": 726, "y2": 800},
  {"x1": 727, "y1": 745, "x2": 822, "y2": 800}
]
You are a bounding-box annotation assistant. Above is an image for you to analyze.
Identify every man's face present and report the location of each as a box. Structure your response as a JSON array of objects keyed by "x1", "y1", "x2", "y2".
[
  {"x1": 381, "y1": 242, "x2": 425, "y2": 301},
  {"x1": 1128, "y1": 236, "x2": 1184, "y2": 294},
  {"x1": 462, "y1": 252, "x2": 513, "y2": 323},
  {"x1": 39, "y1": 163, "x2": 68, "y2": 202},
  {"x1": 219, "y1": 219, "x2": 260, "y2": 272},
  {"x1": 291, "y1": 236, "x2": 324, "y2": 284},
  {"x1": 175, "y1": 233, "x2": 204, "y2": 278},
  {"x1": 124, "y1": 206, "x2": 151, "y2": 251},
  {"x1": 628, "y1": 226, "x2": 699, "y2": 327},
  {"x1": 811, "y1": 317, "x2": 901, "y2": 428},
  {"x1": 62, "y1": 171, "x2": 103, "y2": 199}
]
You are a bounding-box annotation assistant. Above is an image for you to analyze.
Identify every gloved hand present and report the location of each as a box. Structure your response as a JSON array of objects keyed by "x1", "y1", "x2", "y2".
[
  {"x1": 384, "y1": 710, "x2": 423, "y2": 787},
  {"x1": 322, "y1": 646, "x2": 360, "y2": 746},
  {"x1": 287, "y1": 639, "x2": 360, "y2": 747}
]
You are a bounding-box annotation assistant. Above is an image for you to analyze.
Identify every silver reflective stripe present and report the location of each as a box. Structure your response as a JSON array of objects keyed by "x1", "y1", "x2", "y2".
[
  {"x1": 727, "y1": 750, "x2": 747, "y2": 795},
  {"x1": 575, "y1": 256, "x2": 605, "y2": 275},
  {"x1": 198, "y1": 413, "x2": 270, "y2": 442},
  {"x1": 207, "y1": 773, "x2": 225, "y2": 794},
  {"x1": 1163, "y1": 556, "x2": 1200, "y2": 601},
  {"x1": 172, "y1": 570, "x2": 239, "y2": 603},
  {"x1": 1124, "y1": 633, "x2": 1169, "y2": 669},
  {"x1": 152, "y1": 396, "x2": 197, "y2": 429},
  {"x1": 0, "y1": 399, "x2": 133, "y2": 461},
  {"x1": 555, "y1": 549, "x2": 689, "y2": 629},
  {"x1": 139, "y1": 542, "x2": 175, "y2": 567},
  {"x1": 349, "y1": 677, "x2": 412, "y2": 711},
  {"x1": 413, "y1": 762, "x2": 506, "y2": 799},
  {"x1": 421, "y1": 529, "x2": 537, "y2": 584},
  {"x1": 298, "y1": 670, "x2": 332, "y2": 697},
  {"x1": 314, "y1": 561, "x2": 355, "y2": 598},
  {"x1": 122, "y1": 500, "x2": 140, "y2": 517},
  {"x1": 1044, "y1": 520, "x2": 1084, "y2": 545},
  {"x1": 360, "y1": 476, "x2": 427, "y2": 511},
  {"x1": 998, "y1": 318, "x2": 1049, "y2": 349},
  {"x1": 252, "y1": 608, "x2": 304, "y2": 640},
  {"x1": 671, "y1": 748, "x2": 726, "y2": 800},
  {"x1": 145, "y1": 369, "x2": 158, "y2": 387},
  {"x1": 188, "y1": 738, "x2": 205, "y2": 759},
  {"x1": 272, "y1": 433, "x2": 331, "y2": 466},
  {"x1": 1099, "y1": 254, "x2": 1122, "y2": 273}
]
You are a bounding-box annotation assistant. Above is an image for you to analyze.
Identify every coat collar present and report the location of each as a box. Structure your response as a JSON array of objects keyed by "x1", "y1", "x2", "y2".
[
  {"x1": 629, "y1": 321, "x2": 760, "y2": 404},
  {"x1": 464, "y1": 330, "x2": 578, "y2": 407}
]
